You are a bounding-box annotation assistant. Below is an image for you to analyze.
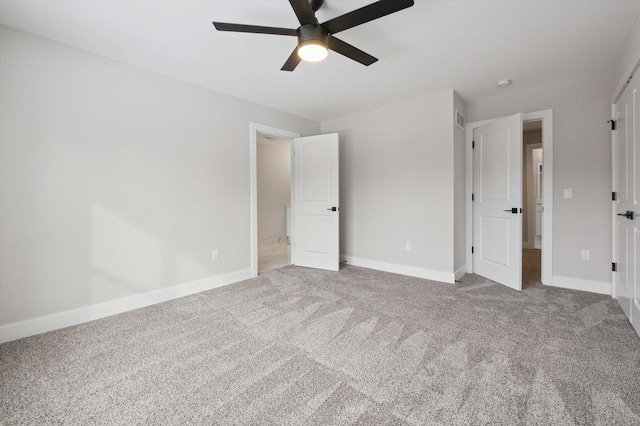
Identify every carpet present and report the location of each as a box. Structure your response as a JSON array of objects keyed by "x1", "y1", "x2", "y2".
[{"x1": 1, "y1": 265, "x2": 639, "y2": 424}]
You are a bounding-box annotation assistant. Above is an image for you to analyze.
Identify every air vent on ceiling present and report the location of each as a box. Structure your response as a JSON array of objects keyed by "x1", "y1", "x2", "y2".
[{"x1": 455, "y1": 110, "x2": 465, "y2": 130}]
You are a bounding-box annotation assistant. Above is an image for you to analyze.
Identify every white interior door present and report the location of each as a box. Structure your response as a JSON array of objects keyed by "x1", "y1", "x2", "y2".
[
  {"x1": 473, "y1": 113, "x2": 523, "y2": 290},
  {"x1": 293, "y1": 133, "x2": 339, "y2": 271},
  {"x1": 613, "y1": 74, "x2": 640, "y2": 336},
  {"x1": 633, "y1": 80, "x2": 640, "y2": 336}
]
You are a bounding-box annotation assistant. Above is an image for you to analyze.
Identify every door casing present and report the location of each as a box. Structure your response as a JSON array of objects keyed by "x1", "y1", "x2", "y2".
[{"x1": 465, "y1": 109, "x2": 553, "y2": 286}]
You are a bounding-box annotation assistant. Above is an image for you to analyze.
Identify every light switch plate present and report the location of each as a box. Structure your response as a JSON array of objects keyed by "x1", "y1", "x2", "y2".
[{"x1": 564, "y1": 189, "x2": 572, "y2": 199}]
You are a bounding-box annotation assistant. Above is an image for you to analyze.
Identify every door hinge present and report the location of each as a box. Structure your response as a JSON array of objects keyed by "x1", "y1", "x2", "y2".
[
  {"x1": 472, "y1": 141, "x2": 475, "y2": 149},
  {"x1": 608, "y1": 120, "x2": 617, "y2": 131},
  {"x1": 612, "y1": 191, "x2": 617, "y2": 201},
  {"x1": 471, "y1": 246, "x2": 474, "y2": 254},
  {"x1": 612, "y1": 262, "x2": 617, "y2": 272},
  {"x1": 472, "y1": 193, "x2": 475, "y2": 201}
]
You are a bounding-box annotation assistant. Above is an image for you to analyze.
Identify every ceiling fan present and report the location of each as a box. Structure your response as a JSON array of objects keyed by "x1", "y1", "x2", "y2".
[{"x1": 212, "y1": 0, "x2": 414, "y2": 71}]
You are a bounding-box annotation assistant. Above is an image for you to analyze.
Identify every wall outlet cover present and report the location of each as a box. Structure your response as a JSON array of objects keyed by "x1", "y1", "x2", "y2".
[{"x1": 581, "y1": 250, "x2": 589, "y2": 261}]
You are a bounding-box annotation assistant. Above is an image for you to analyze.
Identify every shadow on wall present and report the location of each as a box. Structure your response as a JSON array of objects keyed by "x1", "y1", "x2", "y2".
[{"x1": 90, "y1": 203, "x2": 211, "y2": 303}]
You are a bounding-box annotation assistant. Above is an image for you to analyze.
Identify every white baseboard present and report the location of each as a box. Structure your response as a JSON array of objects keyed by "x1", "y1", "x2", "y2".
[
  {"x1": 454, "y1": 265, "x2": 467, "y2": 281},
  {"x1": 548, "y1": 275, "x2": 611, "y2": 295},
  {"x1": 0, "y1": 268, "x2": 253, "y2": 344},
  {"x1": 341, "y1": 255, "x2": 454, "y2": 284}
]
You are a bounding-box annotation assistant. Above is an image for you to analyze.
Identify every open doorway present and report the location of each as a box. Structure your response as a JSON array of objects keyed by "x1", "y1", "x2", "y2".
[
  {"x1": 251, "y1": 124, "x2": 340, "y2": 275},
  {"x1": 250, "y1": 123, "x2": 300, "y2": 278},
  {"x1": 522, "y1": 120, "x2": 542, "y2": 288},
  {"x1": 465, "y1": 109, "x2": 553, "y2": 290},
  {"x1": 257, "y1": 133, "x2": 293, "y2": 273}
]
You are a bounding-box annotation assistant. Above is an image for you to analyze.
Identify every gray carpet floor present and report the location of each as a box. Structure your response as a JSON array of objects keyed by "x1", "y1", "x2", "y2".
[{"x1": 1, "y1": 264, "x2": 639, "y2": 425}]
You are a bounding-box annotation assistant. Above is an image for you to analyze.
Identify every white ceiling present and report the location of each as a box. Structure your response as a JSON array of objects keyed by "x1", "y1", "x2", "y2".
[{"x1": 1, "y1": 0, "x2": 639, "y2": 122}]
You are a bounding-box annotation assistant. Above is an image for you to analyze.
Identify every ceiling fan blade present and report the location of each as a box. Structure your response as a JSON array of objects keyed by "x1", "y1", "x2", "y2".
[
  {"x1": 327, "y1": 36, "x2": 378, "y2": 66},
  {"x1": 213, "y1": 22, "x2": 297, "y2": 36},
  {"x1": 322, "y1": 0, "x2": 414, "y2": 34},
  {"x1": 281, "y1": 48, "x2": 302, "y2": 71},
  {"x1": 288, "y1": 0, "x2": 317, "y2": 25}
]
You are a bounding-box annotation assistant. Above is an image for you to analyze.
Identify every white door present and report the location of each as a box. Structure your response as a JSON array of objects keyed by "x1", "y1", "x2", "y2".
[
  {"x1": 473, "y1": 113, "x2": 523, "y2": 290},
  {"x1": 613, "y1": 74, "x2": 640, "y2": 336},
  {"x1": 634, "y1": 79, "x2": 640, "y2": 336},
  {"x1": 293, "y1": 133, "x2": 340, "y2": 271}
]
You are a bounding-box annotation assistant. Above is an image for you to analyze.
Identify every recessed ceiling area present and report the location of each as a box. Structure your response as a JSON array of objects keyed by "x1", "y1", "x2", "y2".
[{"x1": 0, "y1": 0, "x2": 639, "y2": 121}]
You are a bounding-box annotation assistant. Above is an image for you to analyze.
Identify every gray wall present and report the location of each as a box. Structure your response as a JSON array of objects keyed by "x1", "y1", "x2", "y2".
[
  {"x1": 0, "y1": 26, "x2": 320, "y2": 326},
  {"x1": 257, "y1": 139, "x2": 291, "y2": 240},
  {"x1": 322, "y1": 90, "x2": 462, "y2": 276},
  {"x1": 467, "y1": 74, "x2": 613, "y2": 285},
  {"x1": 613, "y1": 12, "x2": 640, "y2": 97}
]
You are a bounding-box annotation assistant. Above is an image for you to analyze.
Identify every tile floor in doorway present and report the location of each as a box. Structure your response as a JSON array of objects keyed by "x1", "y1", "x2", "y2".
[{"x1": 258, "y1": 238, "x2": 291, "y2": 273}]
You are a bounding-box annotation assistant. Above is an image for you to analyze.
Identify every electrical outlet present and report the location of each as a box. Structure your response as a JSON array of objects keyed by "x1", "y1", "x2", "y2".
[
  {"x1": 405, "y1": 241, "x2": 411, "y2": 251},
  {"x1": 581, "y1": 250, "x2": 589, "y2": 261},
  {"x1": 212, "y1": 249, "x2": 219, "y2": 260}
]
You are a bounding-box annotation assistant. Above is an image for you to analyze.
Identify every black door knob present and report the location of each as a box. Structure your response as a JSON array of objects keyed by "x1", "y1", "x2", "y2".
[{"x1": 617, "y1": 210, "x2": 635, "y2": 220}]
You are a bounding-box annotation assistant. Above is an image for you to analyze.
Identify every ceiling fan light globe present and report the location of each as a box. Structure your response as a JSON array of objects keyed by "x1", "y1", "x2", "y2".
[{"x1": 298, "y1": 42, "x2": 328, "y2": 62}]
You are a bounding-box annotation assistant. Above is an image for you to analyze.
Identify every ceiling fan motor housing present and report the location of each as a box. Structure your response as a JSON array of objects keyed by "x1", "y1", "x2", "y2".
[
  {"x1": 309, "y1": 0, "x2": 324, "y2": 12},
  {"x1": 297, "y1": 24, "x2": 329, "y2": 46}
]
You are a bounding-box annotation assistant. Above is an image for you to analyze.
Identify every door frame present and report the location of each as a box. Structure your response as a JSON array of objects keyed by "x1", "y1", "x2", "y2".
[
  {"x1": 250, "y1": 122, "x2": 300, "y2": 278},
  {"x1": 465, "y1": 109, "x2": 553, "y2": 286}
]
